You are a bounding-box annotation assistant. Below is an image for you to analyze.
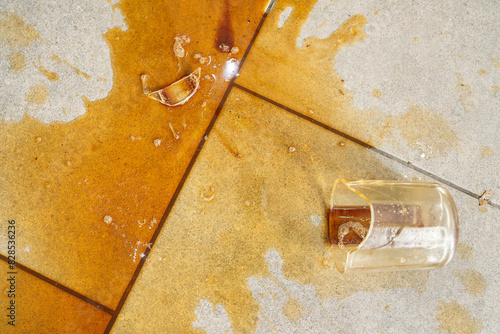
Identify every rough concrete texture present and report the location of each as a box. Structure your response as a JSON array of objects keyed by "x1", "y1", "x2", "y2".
[
  {"x1": 0, "y1": 1, "x2": 127, "y2": 123},
  {"x1": 110, "y1": 86, "x2": 499, "y2": 333},
  {"x1": 298, "y1": 0, "x2": 500, "y2": 203},
  {"x1": 250, "y1": 190, "x2": 500, "y2": 333},
  {"x1": 1, "y1": 0, "x2": 499, "y2": 333}
]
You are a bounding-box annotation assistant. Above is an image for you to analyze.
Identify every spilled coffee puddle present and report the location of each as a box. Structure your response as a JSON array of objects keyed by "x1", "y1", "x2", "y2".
[
  {"x1": 0, "y1": 0, "x2": 268, "y2": 310},
  {"x1": 114, "y1": 88, "x2": 429, "y2": 333}
]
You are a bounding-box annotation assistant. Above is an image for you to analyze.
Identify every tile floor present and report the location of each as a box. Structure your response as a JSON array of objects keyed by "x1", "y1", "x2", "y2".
[{"x1": 0, "y1": 0, "x2": 498, "y2": 333}]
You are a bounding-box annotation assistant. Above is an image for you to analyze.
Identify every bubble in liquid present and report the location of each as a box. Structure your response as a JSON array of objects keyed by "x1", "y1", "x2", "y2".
[
  {"x1": 337, "y1": 221, "x2": 367, "y2": 249},
  {"x1": 201, "y1": 186, "x2": 216, "y2": 202},
  {"x1": 103, "y1": 215, "x2": 113, "y2": 225}
]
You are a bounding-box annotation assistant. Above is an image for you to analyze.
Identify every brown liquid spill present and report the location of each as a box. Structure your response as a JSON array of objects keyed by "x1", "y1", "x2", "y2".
[
  {"x1": 396, "y1": 105, "x2": 459, "y2": 158},
  {"x1": 328, "y1": 203, "x2": 424, "y2": 247},
  {"x1": 114, "y1": 89, "x2": 429, "y2": 333},
  {"x1": 63, "y1": 59, "x2": 91, "y2": 80},
  {"x1": 50, "y1": 53, "x2": 91, "y2": 79},
  {"x1": 372, "y1": 88, "x2": 382, "y2": 98},
  {"x1": 215, "y1": 0, "x2": 235, "y2": 50},
  {"x1": 456, "y1": 242, "x2": 473, "y2": 260},
  {"x1": 479, "y1": 207, "x2": 488, "y2": 213},
  {"x1": 454, "y1": 72, "x2": 474, "y2": 111},
  {"x1": 0, "y1": 261, "x2": 110, "y2": 333},
  {"x1": 235, "y1": 0, "x2": 377, "y2": 144},
  {"x1": 236, "y1": 0, "x2": 458, "y2": 157},
  {"x1": 0, "y1": 12, "x2": 40, "y2": 47},
  {"x1": 50, "y1": 53, "x2": 62, "y2": 64},
  {"x1": 8, "y1": 50, "x2": 26, "y2": 72},
  {"x1": 283, "y1": 298, "x2": 303, "y2": 321},
  {"x1": 452, "y1": 269, "x2": 486, "y2": 297},
  {"x1": 479, "y1": 145, "x2": 494, "y2": 159},
  {"x1": 328, "y1": 206, "x2": 371, "y2": 246},
  {"x1": 25, "y1": 84, "x2": 48, "y2": 105},
  {"x1": 0, "y1": 0, "x2": 268, "y2": 311},
  {"x1": 34, "y1": 55, "x2": 59, "y2": 82},
  {"x1": 435, "y1": 300, "x2": 483, "y2": 334},
  {"x1": 213, "y1": 127, "x2": 241, "y2": 158}
]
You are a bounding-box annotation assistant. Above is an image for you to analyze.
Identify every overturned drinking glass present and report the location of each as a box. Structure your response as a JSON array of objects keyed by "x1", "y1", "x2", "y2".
[{"x1": 329, "y1": 179, "x2": 458, "y2": 273}]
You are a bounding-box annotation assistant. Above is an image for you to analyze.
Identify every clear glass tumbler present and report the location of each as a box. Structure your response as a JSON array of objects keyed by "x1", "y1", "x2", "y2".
[{"x1": 329, "y1": 179, "x2": 459, "y2": 273}]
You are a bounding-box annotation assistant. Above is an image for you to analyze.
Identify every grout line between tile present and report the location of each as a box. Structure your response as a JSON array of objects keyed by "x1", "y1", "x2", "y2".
[
  {"x1": 0, "y1": 253, "x2": 114, "y2": 315},
  {"x1": 103, "y1": 9, "x2": 270, "y2": 334},
  {"x1": 233, "y1": 83, "x2": 500, "y2": 210}
]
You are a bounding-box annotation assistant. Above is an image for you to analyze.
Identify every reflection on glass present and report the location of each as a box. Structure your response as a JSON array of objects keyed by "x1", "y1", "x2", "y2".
[{"x1": 329, "y1": 179, "x2": 459, "y2": 273}]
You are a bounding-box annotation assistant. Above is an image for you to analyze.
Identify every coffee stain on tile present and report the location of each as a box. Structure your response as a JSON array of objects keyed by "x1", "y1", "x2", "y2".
[
  {"x1": 34, "y1": 55, "x2": 59, "y2": 82},
  {"x1": 478, "y1": 189, "x2": 491, "y2": 207},
  {"x1": 0, "y1": 261, "x2": 111, "y2": 333},
  {"x1": 50, "y1": 52, "x2": 62, "y2": 64},
  {"x1": 479, "y1": 146, "x2": 494, "y2": 159},
  {"x1": 132, "y1": 89, "x2": 429, "y2": 334},
  {"x1": 214, "y1": 128, "x2": 241, "y2": 158},
  {"x1": 0, "y1": 12, "x2": 40, "y2": 47},
  {"x1": 8, "y1": 50, "x2": 26, "y2": 72},
  {"x1": 454, "y1": 73, "x2": 474, "y2": 111},
  {"x1": 235, "y1": 0, "x2": 407, "y2": 148},
  {"x1": 242, "y1": 1, "x2": 465, "y2": 158},
  {"x1": 303, "y1": 14, "x2": 367, "y2": 50},
  {"x1": 283, "y1": 298, "x2": 303, "y2": 321},
  {"x1": 396, "y1": 105, "x2": 458, "y2": 158},
  {"x1": 237, "y1": 0, "x2": 369, "y2": 130},
  {"x1": 50, "y1": 53, "x2": 90, "y2": 79},
  {"x1": 0, "y1": 0, "x2": 271, "y2": 312},
  {"x1": 64, "y1": 60, "x2": 91, "y2": 80},
  {"x1": 215, "y1": 0, "x2": 235, "y2": 50},
  {"x1": 435, "y1": 300, "x2": 482, "y2": 334},
  {"x1": 377, "y1": 120, "x2": 393, "y2": 140},
  {"x1": 456, "y1": 242, "x2": 473, "y2": 260},
  {"x1": 372, "y1": 89, "x2": 382, "y2": 98},
  {"x1": 452, "y1": 269, "x2": 486, "y2": 297},
  {"x1": 26, "y1": 84, "x2": 48, "y2": 105}
]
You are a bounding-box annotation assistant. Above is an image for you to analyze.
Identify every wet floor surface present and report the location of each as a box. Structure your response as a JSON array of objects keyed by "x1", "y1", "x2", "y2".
[{"x1": 0, "y1": 0, "x2": 499, "y2": 333}]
